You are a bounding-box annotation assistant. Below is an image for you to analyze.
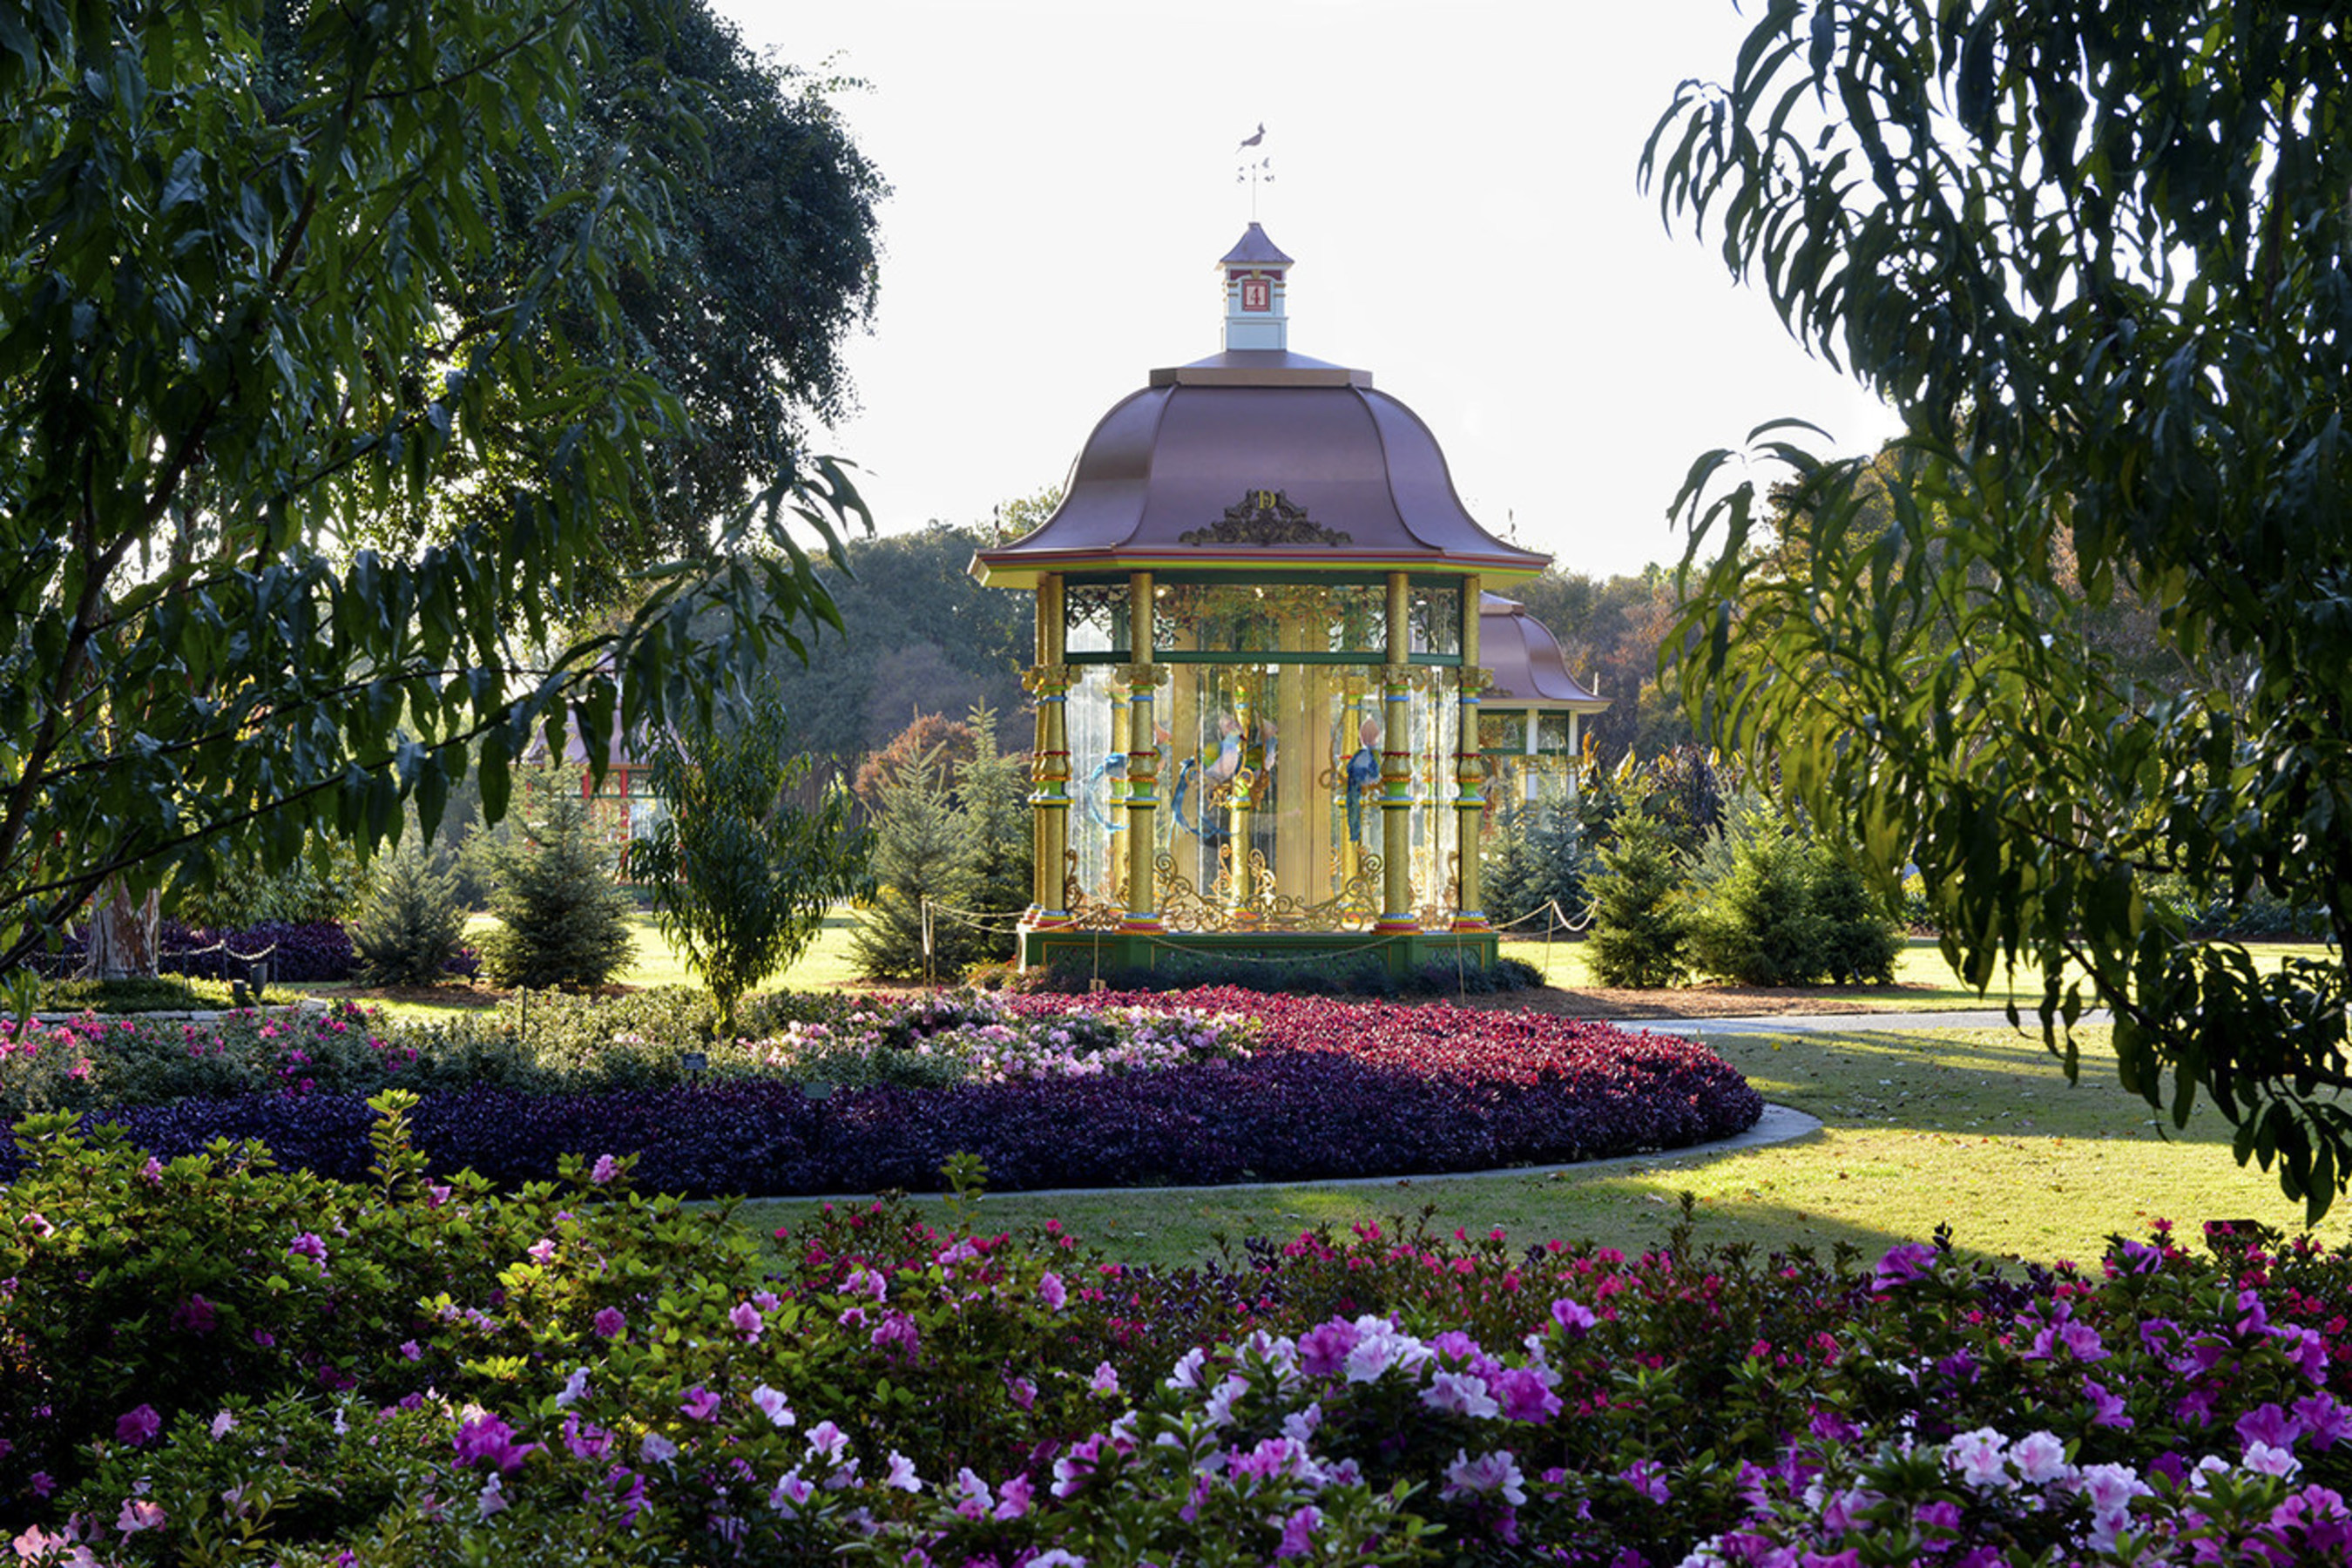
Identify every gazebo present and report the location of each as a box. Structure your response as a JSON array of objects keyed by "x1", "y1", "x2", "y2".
[
  {"x1": 1476, "y1": 592, "x2": 1610, "y2": 815},
  {"x1": 971, "y1": 225, "x2": 1549, "y2": 974}
]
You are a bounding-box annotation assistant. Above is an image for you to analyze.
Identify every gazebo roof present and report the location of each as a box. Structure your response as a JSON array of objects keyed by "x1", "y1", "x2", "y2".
[
  {"x1": 971, "y1": 226, "x2": 1547, "y2": 590},
  {"x1": 1480, "y1": 592, "x2": 1609, "y2": 713}
]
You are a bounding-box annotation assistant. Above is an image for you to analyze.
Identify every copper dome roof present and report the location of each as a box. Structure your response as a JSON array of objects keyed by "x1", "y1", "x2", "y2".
[{"x1": 1480, "y1": 593, "x2": 1609, "y2": 713}]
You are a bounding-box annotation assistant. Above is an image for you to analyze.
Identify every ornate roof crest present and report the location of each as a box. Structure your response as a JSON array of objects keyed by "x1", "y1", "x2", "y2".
[{"x1": 1180, "y1": 489, "x2": 1352, "y2": 549}]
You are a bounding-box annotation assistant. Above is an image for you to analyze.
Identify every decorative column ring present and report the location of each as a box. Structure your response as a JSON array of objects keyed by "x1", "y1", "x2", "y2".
[{"x1": 1118, "y1": 661, "x2": 1170, "y2": 932}]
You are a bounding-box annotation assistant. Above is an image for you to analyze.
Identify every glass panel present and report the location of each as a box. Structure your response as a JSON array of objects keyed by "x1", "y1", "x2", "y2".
[
  {"x1": 1152, "y1": 583, "x2": 1387, "y2": 657},
  {"x1": 1478, "y1": 712, "x2": 1526, "y2": 753},
  {"x1": 1064, "y1": 584, "x2": 1128, "y2": 655},
  {"x1": 1536, "y1": 712, "x2": 1574, "y2": 753},
  {"x1": 1409, "y1": 584, "x2": 1462, "y2": 657}
]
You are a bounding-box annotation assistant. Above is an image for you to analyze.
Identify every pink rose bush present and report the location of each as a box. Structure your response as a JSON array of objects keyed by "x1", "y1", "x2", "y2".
[{"x1": 4, "y1": 1096, "x2": 2350, "y2": 1564}]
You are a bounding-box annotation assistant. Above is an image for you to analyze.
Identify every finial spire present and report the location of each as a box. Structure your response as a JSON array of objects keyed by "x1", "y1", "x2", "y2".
[{"x1": 1234, "y1": 122, "x2": 1274, "y2": 220}]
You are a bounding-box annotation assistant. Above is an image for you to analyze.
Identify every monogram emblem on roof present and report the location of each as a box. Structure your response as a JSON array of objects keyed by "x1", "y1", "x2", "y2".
[{"x1": 1180, "y1": 490, "x2": 1352, "y2": 548}]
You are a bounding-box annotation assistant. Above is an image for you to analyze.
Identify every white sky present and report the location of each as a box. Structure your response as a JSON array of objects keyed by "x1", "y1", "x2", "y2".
[{"x1": 726, "y1": 0, "x2": 1903, "y2": 581}]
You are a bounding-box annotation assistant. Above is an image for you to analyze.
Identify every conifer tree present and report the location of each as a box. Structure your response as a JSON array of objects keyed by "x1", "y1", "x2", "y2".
[
  {"x1": 478, "y1": 787, "x2": 634, "y2": 991},
  {"x1": 953, "y1": 702, "x2": 1032, "y2": 966},
  {"x1": 850, "y1": 754, "x2": 978, "y2": 983},
  {"x1": 350, "y1": 840, "x2": 468, "y2": 988},
  {"x1": 1585, "y1": 807, "x2": 1689, "y2": 989}
]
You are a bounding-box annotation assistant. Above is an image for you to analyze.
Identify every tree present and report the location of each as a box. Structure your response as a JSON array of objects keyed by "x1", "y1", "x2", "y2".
[
  {"x1": 953, "y1": 701, "x2": 1033, "y2": 965},
  {"x1": 850, "y1": 754, "x2": 979, "y2": 983},
  {"x1": 477, "y1": 785, "x2": 635, "y2": 991},
  {"x1": 630, "y1": 693, "x2": 870, "y2": 1032},
  {"x1": 1584, "y1": 808, "x2": 1690, "y2": 990},
  {"x1": 1646, "y1": 3, "x2": 2352, "y2": 1213},
  {"x1": 351, "y1": 841, "x2": 469, "y2": 989},
  {"x1": 0, "y1": 1, "x2": 871, "y2": 995}
]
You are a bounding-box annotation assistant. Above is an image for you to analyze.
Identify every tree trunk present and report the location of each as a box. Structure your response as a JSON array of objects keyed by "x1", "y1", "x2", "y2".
[{"x1": 78, "y1": 878, "x2": 161, "y2": 980}]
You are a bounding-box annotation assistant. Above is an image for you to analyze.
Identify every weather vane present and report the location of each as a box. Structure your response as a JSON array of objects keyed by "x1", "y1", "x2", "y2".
[{"x1": 1235, "y1": 122, "x2": 1273, "y2": 220}]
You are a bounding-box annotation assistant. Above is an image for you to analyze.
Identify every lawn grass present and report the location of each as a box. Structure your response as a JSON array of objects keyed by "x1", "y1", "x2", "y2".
[
  {"x1": 738, "y1": 1019, "x2": 2352, "y2": 1272},
  {"x1": 1497, "y1": 934, "x2": 2327, "y2": 1012}
]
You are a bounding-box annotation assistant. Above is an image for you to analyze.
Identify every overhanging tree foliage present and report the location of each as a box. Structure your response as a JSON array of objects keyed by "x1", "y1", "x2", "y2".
[
  {"x1": 1645, "y1": 3, "x2": 2351, "y2": 1213},
  {"x1": 0, "y1": 1, "x2": 871, "y2": 987}
]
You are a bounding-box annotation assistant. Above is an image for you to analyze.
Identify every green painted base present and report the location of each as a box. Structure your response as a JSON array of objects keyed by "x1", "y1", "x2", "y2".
[{"x1": 1018, "y1": 926, "x2": 1500, "y2": 979}]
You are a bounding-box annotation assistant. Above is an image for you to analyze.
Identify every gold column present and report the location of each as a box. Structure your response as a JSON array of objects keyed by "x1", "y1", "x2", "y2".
[
  {"x1": 1027, "y1": 575, "x2": 1072, "y2": 925},
  {"x1": 1120, "y1": 571, "x2": 1164, "y2": 932},
  {"x1": 1378, "y1": 572, "x2": 1415, "y2": 933},
  {"x1": 1453, "y1": 575, "x2": 1489, "y2": 931}
]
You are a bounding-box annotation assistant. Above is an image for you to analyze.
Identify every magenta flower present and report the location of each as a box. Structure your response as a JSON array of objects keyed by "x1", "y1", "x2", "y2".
[
  {"x1": 591, "y1": 1154, "x2": 621, "y2": 1185},
  {"x1": 993, "y1": 1471, "x2": 1034, "y2": 1520},
  {"x1": 1037, "y1": 1271, "x2": 1068, "y2": 1311},
  {"x1": 592, "y1": 1307, "x2": 626, "y2": 1340},
  {"x1": 453, "y1": 1414, "x2": 537, "y2": 1475},
  {"x1": 287, "y1": 1232, "x2": 328, "y2": 1274},
  {"x1": 1297, "y1": 1320, "x2": 1360, "y2": 1378},
  {"x1": 170, "y1": 1294, "x2": 219, "y2": 1335},
  {"x1": 1871, "y1": 1241, "x2": 1939, "y2": 1290},
  {"x1": 115, "y1": 1404, "x2": 163, "y2": 1447},
  {"x1": 1619, "y1": 1458, "x2": 1671, "y2": 1503},
  {"x1": 680, "y1": 1385, "x2": 722, "y2": 1423},
  {"x1": 1274, "y1": 1504, "x2": 1323, "y2": 1558},
  {"x1": 2238, "y1": 1402, "x2": 2303, "y2": 1451},
  {"x1": 729, "y1": 1300, "x2": 765, "y2": 1342},
  {"x1": 1549, "y1": 1297, "x2": 1596, "y2": 1335}
]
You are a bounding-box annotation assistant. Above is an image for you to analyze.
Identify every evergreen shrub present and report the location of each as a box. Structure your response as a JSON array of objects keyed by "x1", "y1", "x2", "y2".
[
  {"x1": 350, "y1": 841, "x2": 468, "y2": 987},
  {"x1": 476, "y1": 788, "x2": 633, "y2": 990},
  {"x1": 1584, "y1": 807, "x2": 1689, "y2": 987}
]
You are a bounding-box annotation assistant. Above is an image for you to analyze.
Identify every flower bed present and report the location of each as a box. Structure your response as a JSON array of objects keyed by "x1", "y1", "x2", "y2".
[
  {"x1": 0, "y1": 989, "x2": 1761, "y2": 1195},
  {"x1": 3, "y1": 1100, "x2": 2347, "y2": 1565}
]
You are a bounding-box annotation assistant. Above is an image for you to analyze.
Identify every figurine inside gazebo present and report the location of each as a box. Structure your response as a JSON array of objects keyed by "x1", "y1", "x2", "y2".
[{"x1": 970, "y1": 225, "x2": 1551, "y2": 974}]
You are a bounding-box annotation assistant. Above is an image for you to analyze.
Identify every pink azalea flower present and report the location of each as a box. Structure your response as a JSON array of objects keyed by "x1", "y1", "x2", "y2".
[
  {"x1": 590, "y1": 1154, "x2": 621, "y2": 1185},
  {"x1": 2244, "y1": 1440, "x2": 2302, "y2": 1479},
  {"x1": 804, "y1": 1421, "x2": 849, "y2": 1464},
  {"x1": 1443, "y1": 1447, "x2": 1527, "y2": 1506},
  {"x1": 751, "y1": 1385, "x2": 794, "y2": 1428},
  {"x1": 592, "y1": 1307, "x2": 626, "y2": 1339},
  {"x1": 884, "y1": 1450, "x2": 921, "y2": 1492},
  {"x1": 993, "y1": 1472, "x2": 1034, "y2": 1519},
  {"x1": 115, "y1": 1404, "x2": 162, "y2": 1447},
  {"x1": 1089, "y1": 1362, "x2": 1121, "y2": 1395},
  {"x1": 117, "y1": 1498, "x2": 166, "y2": 1534},
  {"x1": 768, "y1": 1470, "x2": 814, "y2": 1517},
  {"x1": 1038, "y1": 1271, "x2": 1068, "y2": 1311},
  {"x1": 679, "y1": 1385, "x2": 722, "y2": 1423},
  {"x1": 2009, "y1": 1430, "x2": 2072, "y2": 1485},
  {"x1": 729, "y1": 1300, "x2": 764, "y2": 1342}
]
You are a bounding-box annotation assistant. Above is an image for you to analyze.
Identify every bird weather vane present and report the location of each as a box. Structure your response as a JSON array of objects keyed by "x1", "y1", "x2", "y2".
[{"x1": 1235, "y1": 123, "x2": 1273, "y2": 219}]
